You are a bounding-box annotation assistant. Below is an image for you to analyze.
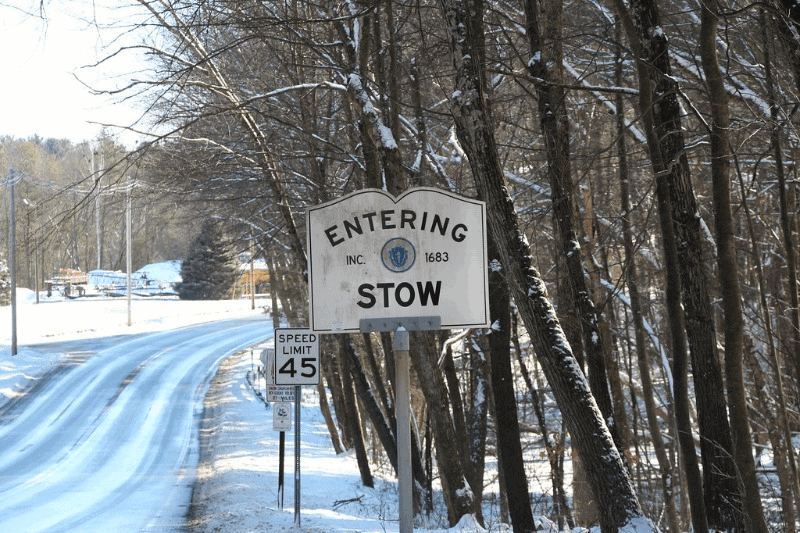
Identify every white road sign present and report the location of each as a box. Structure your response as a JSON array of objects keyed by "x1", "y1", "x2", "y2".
[
  {"x1": 273, "y1": 402, "x2": 292, "y2": 431},
  {"x1": 267, "y1": 385, "x2": 296, "y2": 402},
  {"x1": 275, "y1": 328, "x2": 320, "y2": 385},
  {"x1": 260, "y1": 349, "x2": 272, "y2": 377},
  {"x1": 307, "y1": 188, "x2": 490, "y2": 333}
]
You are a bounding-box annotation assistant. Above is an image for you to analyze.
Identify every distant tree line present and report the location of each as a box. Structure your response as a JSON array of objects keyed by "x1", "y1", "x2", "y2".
[{"x1": 0, "y1": 134, "x2": 193, "y2": 292}]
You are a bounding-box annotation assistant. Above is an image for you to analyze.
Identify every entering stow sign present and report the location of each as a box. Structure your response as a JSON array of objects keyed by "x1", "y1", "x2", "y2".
[
  {"x1": 275, "y1": 328, "x2": 320, "y2": 385},
  {"x1": 307, "y1": 188, "x2": 490, "y2": 333}
]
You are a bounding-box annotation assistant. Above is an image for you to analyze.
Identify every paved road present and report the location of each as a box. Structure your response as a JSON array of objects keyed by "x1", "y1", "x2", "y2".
[{"x1": 0, "y1": 317, "x2": 271, "y2": 532}]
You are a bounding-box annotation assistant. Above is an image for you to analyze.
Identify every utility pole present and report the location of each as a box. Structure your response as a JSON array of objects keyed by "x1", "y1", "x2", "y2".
[
  {"x1": 126, "y1": 176, "x2": 132, "y2": 326},
  {"x1": 250, "y1": 232, "x2": 255, "y2": 310},
  {"x1": 93, "y1": 149, "x2": 104, "y2": 271},
  {"x1": 8, "y1": 169, "x2": 18, "y2": 356}
]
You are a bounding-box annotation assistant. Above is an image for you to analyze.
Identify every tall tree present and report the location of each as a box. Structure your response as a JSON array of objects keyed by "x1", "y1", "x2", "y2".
[
  {"x1": 436, "y1": 0, "x2": 653, "y2": 530},
  {"x1": 614, "y1": 19, "x2": 680, "y2": 531},
  {"x1": 612, "y1": 0, "x2": 746, "y2": 528},
  {"x1": 486, "y1": 232, "x2": 536, "y2": 533},
  {"x1": 773, "y1": 2, "x2": 800, "y2": 396},
  {"x1": 521, "y1": 0, "x2": 624, "y2": 460},
  {"x1": 699, "y1": 0, "x2": 768, "y2": 530},
  {"x1": 758, "y1": 8, "x2": 800, "y2": 520},
  {"x1": 176, "y1": 220, "x2": 239, "y2": 300}
]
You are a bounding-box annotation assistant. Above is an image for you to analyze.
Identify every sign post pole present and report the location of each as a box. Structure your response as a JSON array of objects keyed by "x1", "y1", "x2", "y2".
[
  {"x1": 278, "y1": 430, "x2": 285, "y2": 509},
  {"x1": 294, "y1": 384, "x2": 301, "y2": 527},
  {"x1": 273, "y1": 328, "x2": 319, "y2": 527},
  {"x1": 393, "y1": 327, "x2": 412, "y2": 533},
  {"x1": 360, "y1": 317, "x2": 440, "y2": 533}
]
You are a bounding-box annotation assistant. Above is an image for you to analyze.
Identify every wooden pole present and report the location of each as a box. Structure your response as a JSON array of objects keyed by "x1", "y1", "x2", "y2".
[
  {"x1": 9, "y1": 170, "x2": 18, "y2": 356},
  {"x1": 126, "y1": 176, "x2": 132, "y2": 326}
]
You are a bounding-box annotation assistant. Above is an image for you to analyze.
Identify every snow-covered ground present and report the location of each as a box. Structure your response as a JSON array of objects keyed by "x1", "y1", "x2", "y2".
[
  {"x1": 0, "y1": 277, "x2": 522, "y2": 532},
  {"x1": 3, "y1": 260, "x2": 673, "y2": 532},
  {"x1": 190, "y1": 343, "x2": 499, "y2": 533},
  {"x1": 3, "y1": 260, "x2": 787, "y2": 532}
]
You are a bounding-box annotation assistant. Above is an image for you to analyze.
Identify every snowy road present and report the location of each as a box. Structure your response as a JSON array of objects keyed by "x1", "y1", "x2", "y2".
[{"x1": 0, "y1": 316, "x2": 272, "y2": 533}]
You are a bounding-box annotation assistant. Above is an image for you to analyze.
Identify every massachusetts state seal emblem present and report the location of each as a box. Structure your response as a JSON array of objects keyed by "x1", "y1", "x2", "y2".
[{"x1": 381, "y1": 238, "x2": 416, "y2": 273}]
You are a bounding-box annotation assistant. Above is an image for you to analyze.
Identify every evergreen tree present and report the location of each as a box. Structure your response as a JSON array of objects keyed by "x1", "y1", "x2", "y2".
[
  {"x1": 176, "y1": 220, "x2": 240, "y2": 300},
  {"x1": 0, "y1": 253, "x2": 9, "y2": 307}
]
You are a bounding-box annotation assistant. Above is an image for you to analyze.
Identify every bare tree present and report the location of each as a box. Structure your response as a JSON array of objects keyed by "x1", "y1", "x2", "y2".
[
  {"x1": 699, "y1": 0, "x2": 768, "y2": 530},
  {"x1": 612, "y1": 0, "x2": 746, "y2": 528},
  {"x1": 436, "y1": 0, "x2": 652, "y2": 530}
]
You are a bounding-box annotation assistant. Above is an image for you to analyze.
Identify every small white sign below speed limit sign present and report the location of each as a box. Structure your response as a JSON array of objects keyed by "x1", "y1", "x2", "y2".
[{"x1": 275, "y1": 328, "x2": 320, "y2": 385}]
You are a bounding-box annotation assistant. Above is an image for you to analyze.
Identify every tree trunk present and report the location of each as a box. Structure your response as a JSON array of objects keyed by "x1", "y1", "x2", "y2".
[
  {"x1": 325, "y1": 348, "x2": 351, "y2": 450},
  {"x1": 437, "y1": 1, "x2": 652, "y2": 529},
  {"x1": 613, "y1": 0, "x2": 745, "y2": 529},
  {"x1": 410, "y1": 332, "x2": 477, "y2": 525},
  {"x1": 442, "y1": 343, "x2": 471, "y2": 474},
  {"x1": 699, "y1": 1, "x2": 768, "y2": 530},
  {"x1": 361, "y1": 333, "x2": 394, "y2": 428},
  {"x1": 615, "y1": 32, "x2": 680, "y2": 531},
  {"x1": 779, "y1": 0, "x2": 800, "y2": 94},
  {"x1": 487, "y1": 233, "x2": 536, "y2": 533},
  {"x1": 746, "y1": 343, "x2": 797, "y2": 533},
  {"x1": 338, "y1": 7, "x2": 404, "y2": 195},
  {"x1": 316, "y1": 379, "x2": 344, "y2": 455},
  {"x1": 771, "y1": 7, "x2": 800, "y2": 398},
  {"x1": 512, "y1": 318, "x2": 573, "y2": 529},
  {"x1": 467, "y1": 335, "x2": 489, "y2": 513},
  {"x1": 522, "y1": 0, "x2": 624, "y2": 459},
  {"x1": 336, "y1": 335, "x2": 374, "y2": 488},
  {"x1": 747, "y1": 10, "x2": 800, "y2": 519}
]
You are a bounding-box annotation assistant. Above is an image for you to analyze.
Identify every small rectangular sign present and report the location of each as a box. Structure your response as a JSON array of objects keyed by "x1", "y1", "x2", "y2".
[
  {"x1": 273, "y1": 402, "x2": 292, "y2": 431},
  {"x1": 275, "y1": 328, "x2": 320, "y2": 385},
  {"x1": 260, "y1": 348, "x2": 271, "y2": 368},
  {"x1": 260, "y1": 348, "x2": 274, "y2": 384},
  {"x1": 267, "y1": 385, "x2": 296, "y2": 402}
]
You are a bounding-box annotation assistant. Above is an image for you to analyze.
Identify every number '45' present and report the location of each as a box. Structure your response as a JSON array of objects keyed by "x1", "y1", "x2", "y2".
[{"x1": 279, "y1": 357, "x2": 317, "y2": 378}]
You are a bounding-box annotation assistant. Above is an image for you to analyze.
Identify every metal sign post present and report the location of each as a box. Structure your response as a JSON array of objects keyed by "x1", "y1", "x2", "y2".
[
  {"x1": 273, "y1": 329, "x2": 319, "y2": 527},
  {"x1": 294, "y1": 384, "x2": 301, "y2": 527},
  {"x1": 360, "y1": 316, "x2": 440, "y2": 533},
  {"x1": 394, "y1": 329, "x2": 411, "y2": 533},
  {"x1": 278, "y1": 428, "x2": 285, "y2": 510}
]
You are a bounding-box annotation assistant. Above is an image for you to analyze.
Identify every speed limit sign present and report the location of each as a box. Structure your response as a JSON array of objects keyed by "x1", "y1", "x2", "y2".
[{"x1": 275, "y1": 328, "x2": 320, "y2": 385}]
